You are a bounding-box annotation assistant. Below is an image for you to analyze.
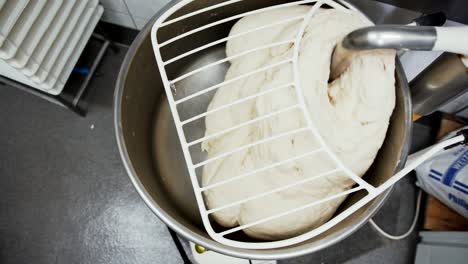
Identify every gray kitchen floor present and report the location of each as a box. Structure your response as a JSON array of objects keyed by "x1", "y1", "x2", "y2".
[{"x1": 0, "y1": 39, "x2": 424, "y2": 264}]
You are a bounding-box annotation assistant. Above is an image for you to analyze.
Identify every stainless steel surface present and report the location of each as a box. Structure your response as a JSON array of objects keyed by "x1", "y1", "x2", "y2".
[
  {"x1": 412, "y1": 12, "x2": 446, "y2": 27},
  {"x1": 377, "y1": 0, "x2": 468, "y2": 25},
  {"x1": 115, "y1": 0, "x2": 413, "y2": 259},
  {"x1": 347, "y1": 0, "x2": 419, "y2": 25},
  {"x1": 343, "y1": 25, "x2": 436, "y2": 50},
  {"x1": 411, "y1": 52, "x2": 468, "y2": 116}
]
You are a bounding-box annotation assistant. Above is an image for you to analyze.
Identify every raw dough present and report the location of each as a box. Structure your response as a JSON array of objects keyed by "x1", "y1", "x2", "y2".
[{"x1": 201, "y1": 6, "x2": 396, "y2": 240}]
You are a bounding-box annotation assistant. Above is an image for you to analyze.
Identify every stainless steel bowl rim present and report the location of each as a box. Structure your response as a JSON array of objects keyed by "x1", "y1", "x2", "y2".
[{"x1": 114, "y1": 0, "x2": 413, "y2": 259}]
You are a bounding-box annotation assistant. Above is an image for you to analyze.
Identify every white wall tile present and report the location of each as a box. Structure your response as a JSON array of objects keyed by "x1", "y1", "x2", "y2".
[
  {"x1": 124, "y1": 0, "x2": 170, "y2": 20},
  {"x1": 134, "y1": 16, "x2": 151, "y2": 30},
  {"x1": 101, "y1": 10, "x2": 136, "y2": 29},
  {"x1": 100, "y1": 0, "x2": 128, "y2": 13},
  {"x1": 100, "y1": 0, "x2": 169, "y2": 29}
]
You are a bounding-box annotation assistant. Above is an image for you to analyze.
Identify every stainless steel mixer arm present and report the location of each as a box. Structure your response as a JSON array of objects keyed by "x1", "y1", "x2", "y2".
[
  {"x1": 342, "y1": 25, "x2": 437, "y2": 51},
  {"x1": 342, "y1": 25, "x2": 468, "y2": 56}
]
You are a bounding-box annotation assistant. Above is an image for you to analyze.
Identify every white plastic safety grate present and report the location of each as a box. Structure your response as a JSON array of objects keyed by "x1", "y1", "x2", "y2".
[{"x1": 150, "y1": 0, "x2": 466, "y2": 249}]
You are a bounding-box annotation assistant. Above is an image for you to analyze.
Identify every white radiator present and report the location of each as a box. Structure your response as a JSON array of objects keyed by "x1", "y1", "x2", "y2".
[{"x1": 0, "y1": 0, "x2": 104, "y2": 95}]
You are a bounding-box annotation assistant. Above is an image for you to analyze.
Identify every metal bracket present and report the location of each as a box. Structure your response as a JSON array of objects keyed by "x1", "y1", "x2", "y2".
[{"x1": 0, "y1": 33, "x2": 112, "y2": 117}]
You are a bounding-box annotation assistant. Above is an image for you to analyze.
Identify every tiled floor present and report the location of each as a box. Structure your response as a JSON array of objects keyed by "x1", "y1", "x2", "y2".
[{"x1": 0, "y1": 47, "x2": 183, "y2": 264}]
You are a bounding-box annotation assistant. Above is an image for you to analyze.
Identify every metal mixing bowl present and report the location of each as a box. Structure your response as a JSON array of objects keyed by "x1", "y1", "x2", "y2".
[{"x1": 114, "y1": 0, "x2": 412, "y2": 259}]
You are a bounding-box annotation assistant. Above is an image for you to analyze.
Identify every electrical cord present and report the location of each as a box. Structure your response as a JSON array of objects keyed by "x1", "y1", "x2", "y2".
[
  {"x1": 369, "y1": 130, "x2": 467, "y2": 240},
  {"x1": 167, "y1": 227, "x2": 193, "y2": 264},
  {"x1": 369, "y1": 188, "x2": 422, "y2": 240}
]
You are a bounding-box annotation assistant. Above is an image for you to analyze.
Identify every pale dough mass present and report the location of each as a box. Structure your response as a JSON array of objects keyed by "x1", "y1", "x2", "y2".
[{"x1": 201, "y1": 6, "x2": 396, "y2": 240}]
